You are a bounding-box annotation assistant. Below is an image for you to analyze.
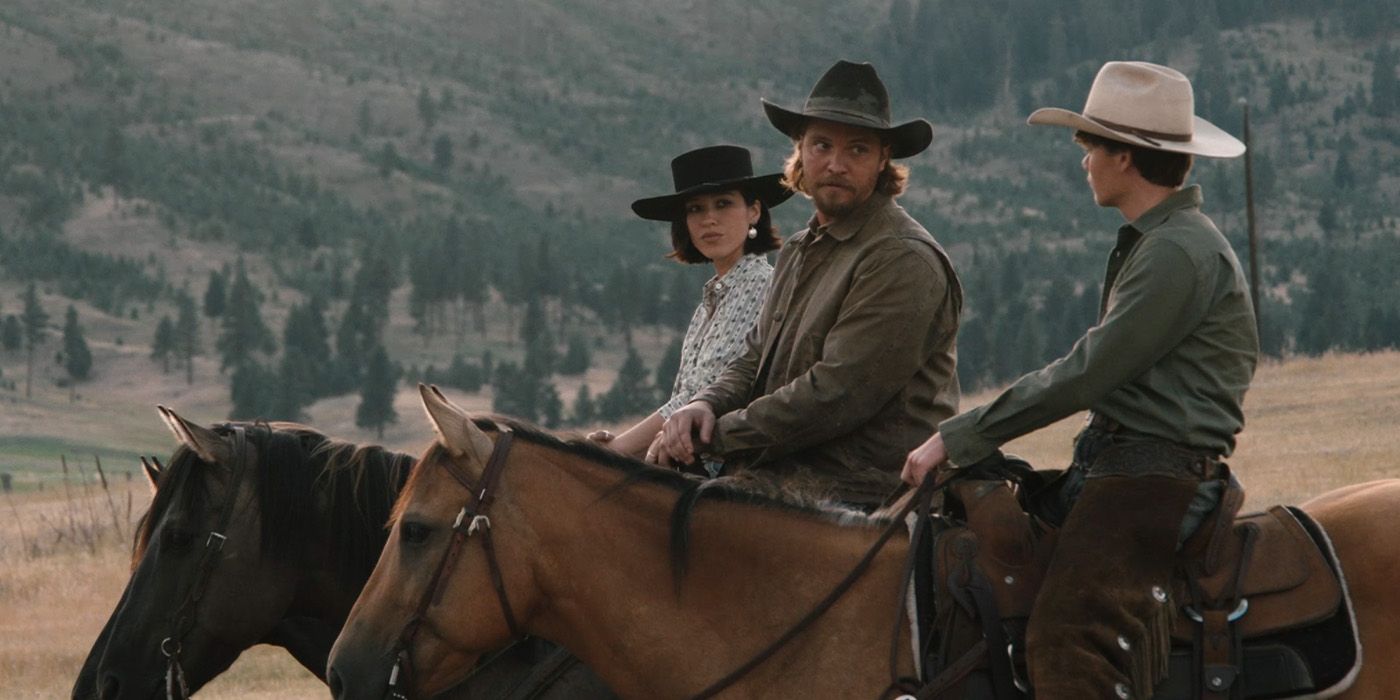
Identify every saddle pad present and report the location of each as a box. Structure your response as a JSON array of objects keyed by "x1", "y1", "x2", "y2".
[
  {"x1": 1157, "y1": 508, "x2": 1361, "y2": 699},
  {"x1": 1172, "y1": 506, "x2": 1342, "y2": 641}
]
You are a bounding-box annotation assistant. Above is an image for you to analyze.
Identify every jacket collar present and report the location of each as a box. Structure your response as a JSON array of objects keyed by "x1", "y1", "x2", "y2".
[
  {"x1": 1128, "y1": 184, "x2": 1202, "y2": 234},
  {"x1": 800, "y1": 193, "x2": 890, "y2": 243}
]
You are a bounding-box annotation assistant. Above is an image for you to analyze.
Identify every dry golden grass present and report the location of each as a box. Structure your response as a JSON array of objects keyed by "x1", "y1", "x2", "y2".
[
  {"x1": 3, "y1": 351, "x2": 1398, "y2": 697},
  {"x1": 0, "y1": 480, "x2": 325, "y2": 698}
]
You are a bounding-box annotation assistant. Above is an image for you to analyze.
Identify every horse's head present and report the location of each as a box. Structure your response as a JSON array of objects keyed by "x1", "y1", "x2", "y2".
[
  {"x1": 77, "y1": 408, "x2": 304, "y2": 699},
  {"x1": 329, "y1": 385, "x2": 541, "y2": 700}
]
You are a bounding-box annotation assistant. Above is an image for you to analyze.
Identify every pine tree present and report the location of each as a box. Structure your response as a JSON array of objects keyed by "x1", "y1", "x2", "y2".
[
  {"x1": 176, "y1": 293, "x2": 201, "y2": 385},
  {"x1": 378, "y1": 142, "x2": 400, "y2": 178},
  {"x1": 216, "y1": 259, "x2": 274, "y2": 372},
  {"x1": 61, "y1": 305, "x2": 92, "y2": 399},
  {"x1": 654, "y1": 336, "x2": 683, "y2": 400},
  {"x1": 21, "y1": 282, "x2": 48, "y2": 399},
  {"x1": 152, "y1": 315, "x2": 176, "y2": 373},
  {"x1": 1, "y1": 315, "x2": 21, "y2": 352},
  {"x1": 335, "y1": 263, "x2": 390, "y2": 390},
  {"x1": 491, "y1": 361, "x2": 540, "y2": 421},
  {"x1": 357, "y1": 345, "x2": 399, "y2": 438},
  {"x1": 538, "y1": 382, "x2": 563, "y2": 429},
  {"x1": 1334, "y1": 151, "x2": 1356, "y2": 190},
  {"x1": 521, "y1": 298, "x2": 556, "y2": 376},
  {"x1": 598, "y1": 345, "x2": 652, "y2": 421},
  {"x1": 203, "y1": 269, "x2": 227, "y2": 321},
  {"x1": 270, "y1": 299, "x2": 331, "y2": 420},
  {"x1": 571, "y1": 383, "x2": 596, "y2": 426},
  {"x1": 432, "y1": 134, "x2": 454, "y2": 172},
  {"x1": 558, "y1": 335, "x2": 592, "y2": 376},
  {"x1": 1372, "y1": 44, "x2": 1398, "y2": 118},
  {"x1": 229, "y1": 360, "x2": 276, "y2": 419},
  {"x1": 417, "y1": 85, "x2": 438, "y2": 131},
  {"x1": 101, "y1": 124, "x2": 130, "y2": 198},
  {"x1": 357, "y1": 98, "x2": 373, "y2": 135},
  {"x1": 281, "y1": 296, "x2": 332, "y2": 402}
]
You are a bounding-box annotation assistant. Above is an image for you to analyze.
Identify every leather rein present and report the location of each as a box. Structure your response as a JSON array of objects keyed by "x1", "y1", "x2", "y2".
[
  {"x1": 160, "y1": 425, "x2": 250, "y2": 700},
  {"x1": 381, "y1": 431, "x2": 973, "y2": 700},
  {"x1": 385, "y1": 428, "x2": 522, "y2": 700}
]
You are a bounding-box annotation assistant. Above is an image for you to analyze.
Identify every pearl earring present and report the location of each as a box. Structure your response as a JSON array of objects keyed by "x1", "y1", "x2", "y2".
[{"x1": 747, "y1": 225, "x2": 758, "y2": 239}]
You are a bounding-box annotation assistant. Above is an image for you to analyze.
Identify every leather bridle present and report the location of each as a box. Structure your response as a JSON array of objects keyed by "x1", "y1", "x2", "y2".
[
  {"x1": 377, "y1": 429, "x2": 974, "y2": 700},
  {"x1": 385, "y1": 428, "x2": 521, "y2": 700},
  {"x1": 159, "y1": 425, "x2": 250, "y2": 700}
]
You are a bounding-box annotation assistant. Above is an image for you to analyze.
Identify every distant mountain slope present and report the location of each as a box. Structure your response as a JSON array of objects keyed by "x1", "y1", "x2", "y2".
[{"x1": 0, "y1": 0, "x2": 1396, "y2": 420}]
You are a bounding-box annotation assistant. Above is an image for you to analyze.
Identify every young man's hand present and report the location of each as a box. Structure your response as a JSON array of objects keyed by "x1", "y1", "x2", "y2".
[{"x1": 901, "y1": 433, "x2": 949, "y2": 485}]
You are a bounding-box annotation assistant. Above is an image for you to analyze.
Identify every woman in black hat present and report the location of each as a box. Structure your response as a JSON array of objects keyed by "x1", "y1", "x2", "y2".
[{"x1": 589, "y1": 145, "x2": 791, "y2": 464}]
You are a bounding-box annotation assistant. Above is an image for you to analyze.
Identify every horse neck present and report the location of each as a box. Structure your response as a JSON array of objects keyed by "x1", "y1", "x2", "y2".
[
  {"x1": 290, "y1": 445, "x2": 407, "y2": 624},
  {"x1": 513, "y1": 447, "x2": 912, "y2": 697}
]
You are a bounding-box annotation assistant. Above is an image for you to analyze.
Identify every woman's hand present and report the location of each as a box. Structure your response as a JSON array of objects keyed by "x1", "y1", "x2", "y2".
[
  {"x1": 901, "y1": 433, "x2": 949, "y2": 485},
  {"x1": 587, "y1": 430, "x2": 615, "y2": 444},
  {"x1": 643, "y1": 432, "x2": 667, "y2": 465}
]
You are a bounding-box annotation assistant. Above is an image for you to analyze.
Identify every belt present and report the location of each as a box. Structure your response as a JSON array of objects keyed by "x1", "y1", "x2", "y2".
[
  {"x1": 1089, "y1": 441, "x2": 1221, "y2": 480},
  {"x1": 1086, "y1": 411, "x2": 1121, "y2": 432}
]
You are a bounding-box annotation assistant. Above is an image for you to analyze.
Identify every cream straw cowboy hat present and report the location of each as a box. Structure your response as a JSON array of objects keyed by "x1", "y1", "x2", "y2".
[{"x1": 1028, "y1": 61, "x2": 1245, "y2": 158}]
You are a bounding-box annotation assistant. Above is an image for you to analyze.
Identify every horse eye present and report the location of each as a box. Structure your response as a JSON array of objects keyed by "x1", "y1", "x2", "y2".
[{"x1": 401, "y1": 522, "x2": 431, "y2": 545}]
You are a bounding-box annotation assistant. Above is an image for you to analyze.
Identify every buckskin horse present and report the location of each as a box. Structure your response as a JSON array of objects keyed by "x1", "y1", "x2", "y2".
[
  {"x1": 327, "y1": 385, "x2": 1400, "y2": 699},
  {"x1": 74, "y1": 406, "x2": 610, "y2": 699}
]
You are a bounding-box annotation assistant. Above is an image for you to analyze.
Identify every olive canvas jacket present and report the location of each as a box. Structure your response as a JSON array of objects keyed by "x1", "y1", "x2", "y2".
[
  {"x1": 940, "y1": 185, "x2": 1260, "y2": 466},
  {"x1": 692, "y1": 193, "x2": 962, "y2": 505}
]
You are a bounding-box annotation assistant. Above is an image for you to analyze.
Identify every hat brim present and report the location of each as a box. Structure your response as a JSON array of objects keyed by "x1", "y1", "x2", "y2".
[
  {"x1": 1027, "y1": 107, "x2": 1245, "y2": 158},
  {"x1": 630, "y1": 173, "x2": 794, "y2": 222},
  {"x1": 762, "y1": 100, "x2": 933, "y2": 159}
]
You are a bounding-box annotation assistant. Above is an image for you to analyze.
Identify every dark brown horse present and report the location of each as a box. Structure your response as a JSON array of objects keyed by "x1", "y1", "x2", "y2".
[
  {"x1": 328, "y1": 386, "x2": 1400, "y2": 699},
  {"x1": 74, "y1": 407, "x2": 611, "y2": 699}
]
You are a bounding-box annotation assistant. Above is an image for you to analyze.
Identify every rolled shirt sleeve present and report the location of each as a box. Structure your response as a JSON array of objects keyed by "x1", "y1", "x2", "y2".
[{"x1": 940, "y1": 236, "x2": 1205, "y2": 466}]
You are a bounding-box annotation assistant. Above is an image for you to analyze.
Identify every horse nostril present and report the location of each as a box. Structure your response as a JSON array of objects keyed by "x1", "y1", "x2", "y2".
[{"x1": 328, "y1": 666, "x2": 344, "y2": 699}]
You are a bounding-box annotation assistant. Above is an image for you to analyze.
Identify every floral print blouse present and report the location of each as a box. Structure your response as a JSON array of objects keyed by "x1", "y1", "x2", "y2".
[{"x1": 659, "y1": 253, "x2": 773, "y2": 419}]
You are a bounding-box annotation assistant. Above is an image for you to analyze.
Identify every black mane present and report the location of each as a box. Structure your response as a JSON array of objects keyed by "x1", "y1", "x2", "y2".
[{"x1": 136, "y1": 422, "x2": 414, "y2": 581}]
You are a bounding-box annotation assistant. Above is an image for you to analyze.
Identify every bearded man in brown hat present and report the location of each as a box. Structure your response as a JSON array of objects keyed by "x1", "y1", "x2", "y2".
[
  {"x1": 655, "y1": 60, "x2": 962, "y2": 509},
  {"x1": 903, "y1": 61, "x2": 1259, "y2": 699}
]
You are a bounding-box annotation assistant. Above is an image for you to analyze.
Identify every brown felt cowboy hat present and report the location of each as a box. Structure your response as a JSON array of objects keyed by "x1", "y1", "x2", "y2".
[
  {"x1": 631, "y1": 145, "x2": 793, "y2": 222},
  {"x1": 762, "y1": 60, "x2": 933, "y2": 159},
  {"x1": 1028, "y1": 61, "x2": 1245, "y2": 158}
]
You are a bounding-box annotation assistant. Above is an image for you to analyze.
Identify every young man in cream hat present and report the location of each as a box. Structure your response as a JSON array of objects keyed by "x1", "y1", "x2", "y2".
[
  {"x1": 657, "y1": 60, "x2": 962, "y2": 509},
  {"x1": 902, "y1": 61, "x2": 1259, "y2": 698}
]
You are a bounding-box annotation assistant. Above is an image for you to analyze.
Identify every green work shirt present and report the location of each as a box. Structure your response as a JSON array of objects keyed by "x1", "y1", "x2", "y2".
[
  {"x1": 940, "y1": 185, "x2": 1259, "y2": 466},
  {"x1": 692, "y1": 193, "x2": 963, "y2": 505}
]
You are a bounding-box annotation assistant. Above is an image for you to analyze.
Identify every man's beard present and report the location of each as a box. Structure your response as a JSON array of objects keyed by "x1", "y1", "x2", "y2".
[{"x1": 809, "y1": 179, "x2": 863, "y2": 220}]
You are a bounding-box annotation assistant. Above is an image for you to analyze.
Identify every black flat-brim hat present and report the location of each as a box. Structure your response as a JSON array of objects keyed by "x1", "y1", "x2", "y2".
[
  {"x1": 762, "y1": 60, "x2": 933, "y2": 159},
  {"x1": 631, "y1": 145, "x2": 794, "y2": 222}
]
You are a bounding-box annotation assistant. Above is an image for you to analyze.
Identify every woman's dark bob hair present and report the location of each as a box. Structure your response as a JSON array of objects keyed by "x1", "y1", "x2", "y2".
[{"x1": 667, "y1": 190, "x2": 782, "y2": 264}]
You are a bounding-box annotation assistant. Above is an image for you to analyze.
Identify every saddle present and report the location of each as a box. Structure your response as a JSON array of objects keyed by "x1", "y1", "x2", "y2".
[{"x1": 912, "y1": 465, "x2": 1360, "y2": 700}]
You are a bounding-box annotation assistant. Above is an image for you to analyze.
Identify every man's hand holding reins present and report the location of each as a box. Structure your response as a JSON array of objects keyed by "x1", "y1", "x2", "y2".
[
  {"x1": 660, "y1": 401, "x2": 716, "y2": 466},
  {"x1": 901, "y1": 432, "x2": 949, "y2": 485}
]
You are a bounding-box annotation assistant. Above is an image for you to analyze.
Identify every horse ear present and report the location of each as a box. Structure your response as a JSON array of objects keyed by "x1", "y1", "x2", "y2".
[
  {"x1": 156, "y1": 405, "x2": 231, "y2": 464},
  {"x1": 418, "y1": 384, "x2": 494, "y2": 462},
  {"x1": 139, "y1": 456, "x2": 162, "y2": 493}
]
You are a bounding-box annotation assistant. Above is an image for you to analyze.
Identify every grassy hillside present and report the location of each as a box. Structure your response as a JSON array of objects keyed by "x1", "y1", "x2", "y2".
[{"x1": 0, "y1": 1, "x2": 1397, "y2": 472}]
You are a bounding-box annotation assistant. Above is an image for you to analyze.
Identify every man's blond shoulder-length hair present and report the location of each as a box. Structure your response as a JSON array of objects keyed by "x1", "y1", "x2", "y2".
[{"x1": 780, "y1": 125, "x2": 909, "y2": 198}]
